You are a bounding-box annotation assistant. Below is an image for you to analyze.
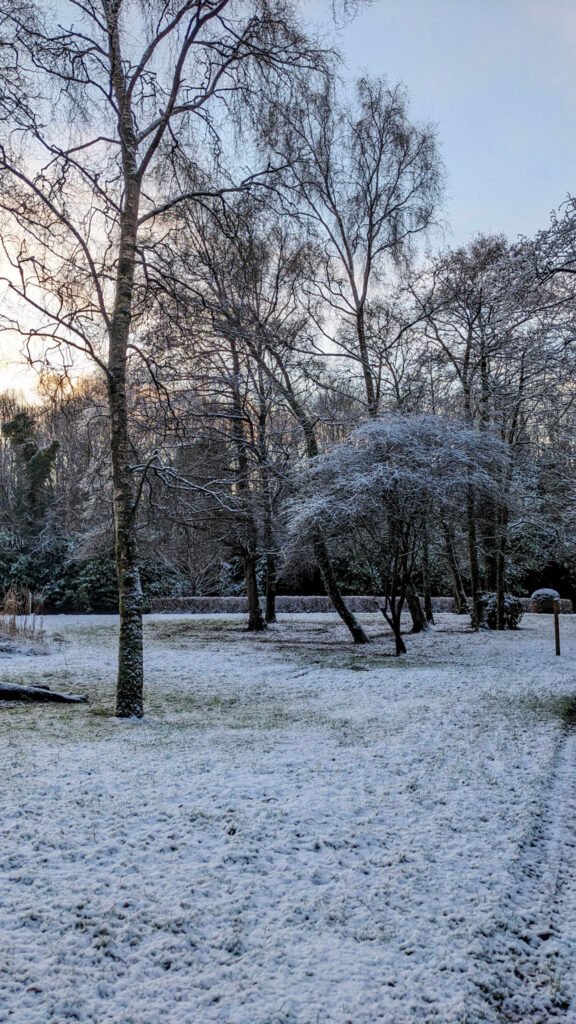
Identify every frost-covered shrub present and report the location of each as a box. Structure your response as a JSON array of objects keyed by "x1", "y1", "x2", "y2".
[
  {"x1": 529, "y1": 588, "x2": 560, "y2": 613},
  {"x1": 479, "y1": 592, "x2": 523, "y2": 630}
]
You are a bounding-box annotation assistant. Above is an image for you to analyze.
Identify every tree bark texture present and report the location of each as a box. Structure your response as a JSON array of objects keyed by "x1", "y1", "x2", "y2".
[
  {"x1": 108, "y1": 175, "x2": 145, "y2": 718},
  {"x1": 107, "y1": 12, "x2": 146, "y2": 718}
]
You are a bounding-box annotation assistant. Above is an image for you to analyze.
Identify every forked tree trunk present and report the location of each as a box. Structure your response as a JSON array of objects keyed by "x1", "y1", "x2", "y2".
[
  {"x1": 393, "y1": 627, "x2": 407, "y2": 656},
  {"x1": 379, "y1": 597, "x2": 407, "y2": 656}
]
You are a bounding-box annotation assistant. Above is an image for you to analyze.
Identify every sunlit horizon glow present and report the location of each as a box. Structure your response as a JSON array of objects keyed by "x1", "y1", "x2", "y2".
[{"x1": 0, "y1": 338, "x2": 39, "y2": 400}]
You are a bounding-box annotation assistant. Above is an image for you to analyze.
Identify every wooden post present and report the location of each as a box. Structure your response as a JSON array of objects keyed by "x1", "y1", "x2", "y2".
[{"x1": 554, "y1": 599, "x2": 561, "y2": 656}]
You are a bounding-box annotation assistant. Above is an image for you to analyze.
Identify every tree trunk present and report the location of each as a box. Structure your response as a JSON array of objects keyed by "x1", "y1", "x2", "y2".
[
  {"x1": 298, "y1": 406, "x2": 369, "y2": 644},
  {"x1": 251, "y1": 352, "x2": 369, "y2": 643},
  {"x1": 262, "y1": 469, "x2": 277, "y2": 624},
  {"x1": 245, "y1": 551, "x2": 266, "y2": 631},
  {"x1": 466, "y1": 486, "x2": 483, "y2": 629},
  {"x1": 479, "y1": 496, "x2": 498, "y2": 593},
  {"x1": 356, "y1": 305, "x2": 378, "y2": 417},
  {"x1": 495, "y1": 506, "x2": 508, "y2": 630},
  {"x1": 406, "y1": 581, "x2": 428, "y2": 633},
  {"x1": 393, "y1": 629, "x2": 407, "y2": 656},
  {"x1": 108, "y1": 175, "x2": 145, "y2": 719},
  {"x1": 379, "y1": 598, "x2": 406, "y2": 655},
  {"x1": 108, "y1": 380, "x2": 144, "y2": 718},
  {"x1": 256, "y1": 365, "x2": 277, "y2": 625},
  {"x1": 422, "y1": 531, "x2": 435, "y2": 624},
  {"x1": 227, "y1": 338, "x2": 267, "y2": 634},
  {"x1": 265, "y1": 549, "x2": 277, "y2": 623},
  {"x1": 312, "y1": 530, "x2": 369, "y2": 644},
  {"x1": 443, "y1": 525, "x2": 469, "y2": 614}
]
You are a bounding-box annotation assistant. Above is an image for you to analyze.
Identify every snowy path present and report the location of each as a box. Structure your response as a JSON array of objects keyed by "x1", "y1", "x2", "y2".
[
  {"x1": 1, "y1": 612, "x2": 576, "y2": 1023},
  {"x1": 467, "y1": 725, "x2": 576, "y2": 1023}
]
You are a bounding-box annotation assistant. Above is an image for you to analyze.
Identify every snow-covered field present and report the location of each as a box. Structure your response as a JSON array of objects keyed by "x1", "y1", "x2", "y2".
[{"x1": 1, "y1": 612, "x2": 576, "y2": 1024}]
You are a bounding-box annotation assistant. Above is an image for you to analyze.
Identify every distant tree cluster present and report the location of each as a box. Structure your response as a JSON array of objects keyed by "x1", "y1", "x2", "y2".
[{"x1": 1, "y1": 1, "x2": 575, "y2": 713}]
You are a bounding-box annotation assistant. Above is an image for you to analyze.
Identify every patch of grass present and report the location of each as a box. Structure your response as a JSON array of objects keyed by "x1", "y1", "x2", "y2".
[
  {"x1": 146, "y1": 619, "x2": 244, "y2": 644},
  {"x1": 145, "y1": 687, "x2": 322, "y2": 731},
  {"x1": 496, "y1": 692, "x2": 576, "y2": 725},
  {"x1": 287, "y1": 647, "x2": 417, "y2": 672}
]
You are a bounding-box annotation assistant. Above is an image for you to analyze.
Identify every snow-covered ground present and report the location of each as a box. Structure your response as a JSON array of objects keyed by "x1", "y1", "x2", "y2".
[{"x1": 1, "y1": 611, "x2": 576, "y2": 1024}]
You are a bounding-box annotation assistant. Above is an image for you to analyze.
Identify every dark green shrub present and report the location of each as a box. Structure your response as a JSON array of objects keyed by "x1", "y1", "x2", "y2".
[
  {"x1": 479, "y1": 592, "x2": 524, "y2": 630},
  {"x1": 74, "y1": 557, "x2": 119, "y2": 612}
]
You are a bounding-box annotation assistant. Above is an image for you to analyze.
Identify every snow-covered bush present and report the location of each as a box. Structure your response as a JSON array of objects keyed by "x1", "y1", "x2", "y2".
[
  {"x1": 479, "y1": 592, "x2": 524, "y2": 630},
  {"x1": 529, "y1": 588, "x2": 560, "y2": 613},
  {"x1": 287, "y1": 414, "x2": 510, "y2": 651}
]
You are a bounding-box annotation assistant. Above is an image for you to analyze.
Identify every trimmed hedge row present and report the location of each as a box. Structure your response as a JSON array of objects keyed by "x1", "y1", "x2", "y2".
[{"x1": 149, "y1": 595, "x2": 573, "y2": 614}]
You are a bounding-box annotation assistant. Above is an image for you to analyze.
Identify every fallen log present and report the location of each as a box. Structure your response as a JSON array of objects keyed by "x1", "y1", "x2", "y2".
[{"x1": 0, "y1": 682, "x2": 88, "y2": 704}]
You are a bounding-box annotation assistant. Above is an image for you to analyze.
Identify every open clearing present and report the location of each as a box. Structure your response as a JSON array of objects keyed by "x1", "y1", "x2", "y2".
[{"x1": 1, "y1": 612, "x2": 576, "y2": 1023}]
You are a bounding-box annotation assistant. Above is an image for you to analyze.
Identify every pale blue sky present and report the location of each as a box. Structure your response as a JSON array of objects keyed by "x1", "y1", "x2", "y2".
[{"x1": 313, "y1": 0, "x2": 576, "y2": 244}]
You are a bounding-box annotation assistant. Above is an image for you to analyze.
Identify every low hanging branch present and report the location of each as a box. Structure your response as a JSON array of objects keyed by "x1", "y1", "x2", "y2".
[{"x1": 0, "y1": 682, "x2": 88, "y2": 704}]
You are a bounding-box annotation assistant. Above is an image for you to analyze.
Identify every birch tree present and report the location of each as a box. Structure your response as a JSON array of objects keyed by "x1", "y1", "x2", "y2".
[
  {"x1": 0, "y1": 0, "x2": 326, "y2": 715},
  {"x1": 266, "y1": 76, "x2": 442, "y2": 417}
]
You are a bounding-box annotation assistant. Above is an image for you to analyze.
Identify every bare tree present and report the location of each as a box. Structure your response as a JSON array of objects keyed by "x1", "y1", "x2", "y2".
[
  {"x1": 0, "y1": 0, "x2": 327, "y2": 715},
  {"x1": 138, "y1": 193, "x2": 371, "y2": 640},
  {"x1": 415, "y1": 237, "x2": 550, "y2": 626},
  {"x1": 266, "y1": 75, "x2": 443, "y2": 417}
]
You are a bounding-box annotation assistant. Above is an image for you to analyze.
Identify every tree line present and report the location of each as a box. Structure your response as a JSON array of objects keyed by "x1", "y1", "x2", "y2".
[{"x1": 0, "y1": 1, "x2": 575, "y2": 715}]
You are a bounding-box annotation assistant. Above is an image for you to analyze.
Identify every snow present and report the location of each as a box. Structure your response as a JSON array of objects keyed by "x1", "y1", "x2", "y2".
[{"x1": 1, "y1": 612, "x2": 576, "y2": 1023}]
